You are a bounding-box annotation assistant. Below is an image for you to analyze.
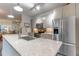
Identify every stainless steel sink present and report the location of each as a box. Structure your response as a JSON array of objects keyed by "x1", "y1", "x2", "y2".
[{"x1": 20, "y1": 36, "x2": 35, "y2": 41}]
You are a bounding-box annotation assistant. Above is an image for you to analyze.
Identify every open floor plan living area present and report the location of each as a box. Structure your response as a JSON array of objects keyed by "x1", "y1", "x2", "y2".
[{"x1": 0, "y1": 3, "x2": 79, "y2": 56}]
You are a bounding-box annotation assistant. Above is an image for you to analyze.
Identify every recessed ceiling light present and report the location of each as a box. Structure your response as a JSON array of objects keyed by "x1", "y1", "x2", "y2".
[
  {"x1": 8, "y1": 15, "x2": 14, "y2": 18},
  {"x1": 14, "y1": 6, "x2": 23, "y2": 12},
  {"x1": 36, "y1": 5, "x2": 40, "y2": 10},
  {"x1": 42, "y1": 17, "x2": 46, "y2": 20}
]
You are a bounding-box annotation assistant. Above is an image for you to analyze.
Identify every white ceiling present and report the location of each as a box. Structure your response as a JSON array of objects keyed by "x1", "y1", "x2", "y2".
[{"x1": 0, "y1": 3, "x2": 66, "y2": 19}]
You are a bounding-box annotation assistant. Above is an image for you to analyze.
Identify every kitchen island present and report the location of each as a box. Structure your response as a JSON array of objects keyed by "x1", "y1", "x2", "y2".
[{"x1": 2, "y1": 34, "x2": 62, "y2": 56}]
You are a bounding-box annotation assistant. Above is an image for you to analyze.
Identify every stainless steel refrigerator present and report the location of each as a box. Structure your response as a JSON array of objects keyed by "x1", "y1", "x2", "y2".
[{"x1": 53, "y1": 16, "x2": 76, "y2": 56}]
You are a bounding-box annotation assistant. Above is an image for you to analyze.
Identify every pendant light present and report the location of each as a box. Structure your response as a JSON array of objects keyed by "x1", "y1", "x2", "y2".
[{"x1": 14, "y1": 3, "x2": 23, "y2": 12}]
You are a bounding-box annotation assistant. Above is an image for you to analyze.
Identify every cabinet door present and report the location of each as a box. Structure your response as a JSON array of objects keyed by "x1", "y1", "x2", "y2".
[
  {"x1": 62, "y1": 16, "x2": 76, "y2": 44},
  {"x1": 59, "y1": 43, "x2": 76, "y2": 56},
  {"x1": 53, "y1": 7, "x2": 63, "y2": 19},
  {"x1": 2, "y1": 39, "x2": 20, "y2": 56},
  {"x1": 76, "y1": 3, "x2": 79, "y2": 17},
  {"x1": 63, "y1": 3, "x2": 75, "y2": 17}
]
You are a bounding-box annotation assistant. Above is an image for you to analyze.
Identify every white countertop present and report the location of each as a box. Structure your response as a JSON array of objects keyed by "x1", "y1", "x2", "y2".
[{"x1": 3, "y1": 34, "x2": 62, "y2": 56}]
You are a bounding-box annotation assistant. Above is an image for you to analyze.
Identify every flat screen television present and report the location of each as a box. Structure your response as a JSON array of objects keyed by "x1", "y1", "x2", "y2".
[{"x1": 36, "y1": 23, "x2": 43, "y2": 29}]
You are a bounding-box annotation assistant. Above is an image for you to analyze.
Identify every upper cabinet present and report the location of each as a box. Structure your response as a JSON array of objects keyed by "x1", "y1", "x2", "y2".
[
  {"x1": 63, "y1": 4, "x2": 75, "y2": 17},
  {"x1": 76, "y1": 3, "x2": 79, "y2": 17},
  {"x1": 53, "y1": 7, "x2": 63, "y2": 19}
]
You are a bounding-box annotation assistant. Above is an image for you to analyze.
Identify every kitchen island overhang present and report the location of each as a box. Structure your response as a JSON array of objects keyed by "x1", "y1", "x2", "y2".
[{"x1": 2, "y1": 34, "x2": 62, "y2": 56}]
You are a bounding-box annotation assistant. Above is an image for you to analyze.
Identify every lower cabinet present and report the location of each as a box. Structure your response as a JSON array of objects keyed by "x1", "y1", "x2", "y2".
[
  {"x1": 2, "y1": 39, "x2": 20, "y2": 56},
  {"x1": 41, "y1": 33, "x2": 52, "y2": 39},
  {"x1": 59, "y1": 43, "x2": 76, "y2": 56}
]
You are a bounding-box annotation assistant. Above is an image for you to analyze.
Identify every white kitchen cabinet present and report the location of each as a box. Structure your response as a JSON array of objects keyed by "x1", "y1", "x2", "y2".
[
  {"x1": 59, "y1": 3, "x2": 77, "y2": 56},
  {"x1": 32, "y1": 7, "x2": 63, "y2": 28},
  {"x1": 43, "y1": 7, "x2": 63, "y2": 28},
  {"x1": 59, "y1": 16, "x2": 76, "y2": 56},
  {"x1": 59, "y1": 43, "x2": 76, "y2": 56},
  {"x1": 41, "y1": 33, "x2": 52, "y2": 39},
  {"x1": 76, "y1": 3, "x2": 79, "y2": 56},
  {"x1": 76, "y1": 3, "x2": 79, "y2": 17},
  {"x1": 63, "y1": 3, "x2": 75, "y2": 17},
  {"x1": 59, "y1": 3, "x2": 79, "y2": 56},
  {"x1": 62, "y1": 16, "x2": 76, "y2": 44},
  {"x1": 53, "y1": 7, "x2": 63, "y2": 19},
  {"x1": 2, "y1": 38, "x2": 20, "y2": 56}
]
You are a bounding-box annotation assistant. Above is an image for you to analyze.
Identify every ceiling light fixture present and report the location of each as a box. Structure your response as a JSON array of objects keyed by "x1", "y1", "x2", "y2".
[
  {"x1": 42, "y1": 17, "x2": 46, "y2": 20},
  {"x1": 36, "y1": 5, "x2": 40, "y2": 10},
  {"x1": 7, "y1": 6, "x2": 14, "y2": 18},
  {"x1": 22, "y1": 3, "x2": 35, "y2": 8},
  {"x1": 14, "y1": 3, "x2": 23, "y2": 12},
  {"x1": 8, "y1": 15, "x2": 14, "y2": 18}
]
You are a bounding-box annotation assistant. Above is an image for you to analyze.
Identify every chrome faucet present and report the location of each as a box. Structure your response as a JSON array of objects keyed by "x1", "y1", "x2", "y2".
[{"x1": 18, "y1": 27, "x2": 22, "y2": 39}]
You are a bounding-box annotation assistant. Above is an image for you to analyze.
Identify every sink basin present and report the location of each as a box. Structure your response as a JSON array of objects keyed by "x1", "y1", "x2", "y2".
[{"x1": 21, "y1": 36, "x2": 35, "y2": 41}]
